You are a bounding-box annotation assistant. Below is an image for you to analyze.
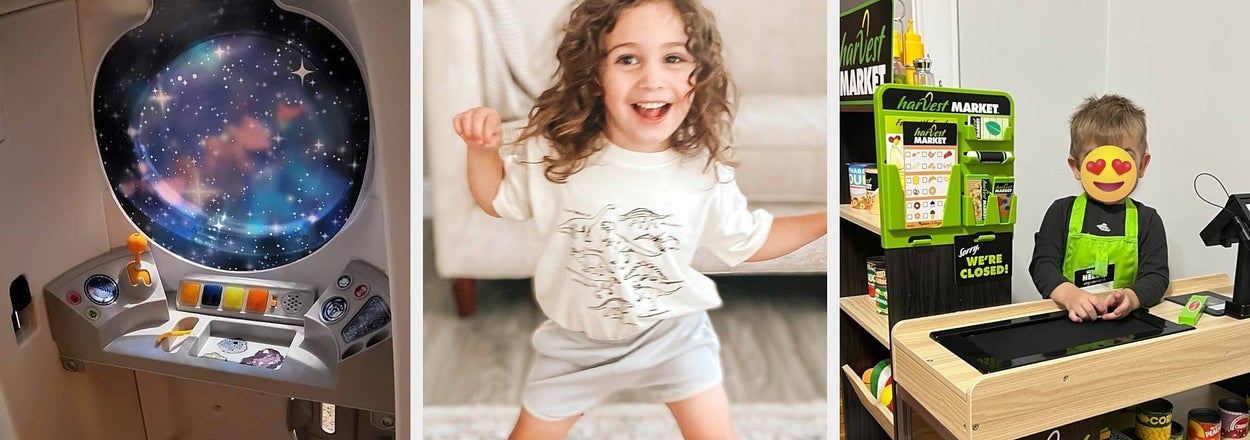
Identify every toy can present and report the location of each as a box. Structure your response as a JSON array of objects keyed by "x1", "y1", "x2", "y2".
[
  {"x1": 874, "y1": 262, "x2": 888, "y2": 315},
  {"x1": 875, "y1": 284, "x2": 889, "y2": 316},
  {"x1": 1220, "y1": 397, "x2": 1249, "y2": 439},
  {"x1": 1187, "y1": 408, "x2": 1220, "y2": 440},
  {"x1": 864, "y1": 165, "x2": 879, "y2": 214},
  {"x1": 1135, "y1": 398, "x2": 1173, "y2": 440},
  {"x1": 866, "y1": 257, "x2": 884, "y2": 299},
  {"x1": 848, "y1": 163, "x2": 869, "y2": 210}
]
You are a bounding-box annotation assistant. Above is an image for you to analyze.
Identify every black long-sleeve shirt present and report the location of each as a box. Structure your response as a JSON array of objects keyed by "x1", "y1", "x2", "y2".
[{"x1": 1029, "y1": 196, "x2": 1170, "y2": 307}]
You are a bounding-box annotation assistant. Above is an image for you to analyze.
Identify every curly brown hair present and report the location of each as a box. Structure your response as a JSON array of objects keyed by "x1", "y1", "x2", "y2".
[{"x1": 515, "y1": 0, "x2": 736, "y2": 183}]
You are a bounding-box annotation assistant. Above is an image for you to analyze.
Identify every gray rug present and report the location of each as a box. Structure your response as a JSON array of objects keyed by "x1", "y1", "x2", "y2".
[{"x1": 422, "y1": 401, "x2": 828, "y2": 439}]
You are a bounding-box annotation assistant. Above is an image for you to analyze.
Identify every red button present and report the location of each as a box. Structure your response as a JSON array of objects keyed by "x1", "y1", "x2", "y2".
[{"x1": 67, "y1": 291, "x2": 82, "y2": 305}]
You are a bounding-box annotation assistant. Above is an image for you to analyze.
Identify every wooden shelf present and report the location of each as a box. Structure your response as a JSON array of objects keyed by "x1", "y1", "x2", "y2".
[
  {"x1": 841, "y1": 364, "x2": 895, "y2": 438},
  {"x1": 839, "y1": 204, "x2": 881, "y2": 235},
  {"x1": 841, "y1": 103, "x2": 874, "y2": 113},
  {"x1": 840, "y1": 295, "x2": 890, "y2": 347}
]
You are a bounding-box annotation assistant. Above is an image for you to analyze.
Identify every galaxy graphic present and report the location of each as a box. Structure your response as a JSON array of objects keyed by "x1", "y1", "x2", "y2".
[{"x1": 94, "y1": 0, "x2": 370, "y2": 271}]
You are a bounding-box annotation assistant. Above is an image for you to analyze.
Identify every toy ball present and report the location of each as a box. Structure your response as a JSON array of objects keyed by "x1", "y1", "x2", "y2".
[
  {"x1": 862, "y1": 369, "x2": 872, "y2": 386},
  {"x1": 874, "y1": 365, "x2": 893, "y2": 399},
  {"x1": 879, "y1": 383, "x2": 894, "y2": 412}
]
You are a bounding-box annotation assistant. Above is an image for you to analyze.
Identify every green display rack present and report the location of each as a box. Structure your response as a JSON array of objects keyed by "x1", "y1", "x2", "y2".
[{"x1": 873, "y1": 84, "x2": 1017, "y2": 249}]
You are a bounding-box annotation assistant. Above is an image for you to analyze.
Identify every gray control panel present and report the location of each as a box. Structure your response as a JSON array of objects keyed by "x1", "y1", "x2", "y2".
[{"x1": 43, "y1": 246, "x2": 394, "y2": 412}]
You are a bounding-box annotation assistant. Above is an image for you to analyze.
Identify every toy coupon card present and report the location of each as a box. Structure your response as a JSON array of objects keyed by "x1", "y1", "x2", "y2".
[{"x1": 898, "y1": 121, "x2": 957, "y2": 228}]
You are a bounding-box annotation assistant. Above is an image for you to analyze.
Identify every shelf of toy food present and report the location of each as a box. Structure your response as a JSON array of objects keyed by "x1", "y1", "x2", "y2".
[
  {"x1": 842, "y1": 364, "x2": 895, "y2": 438},
  {"x1": 840, "y1": 204, "x2": 882, "y2": 235},
  {"x1": 840, "y1": 295, "x2": 889, "y2": 347}
]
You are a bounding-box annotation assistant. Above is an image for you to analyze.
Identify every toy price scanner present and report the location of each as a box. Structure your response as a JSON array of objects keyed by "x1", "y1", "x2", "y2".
[
  {"x1": 1196, "y1": 192, "x2": 1250, "y2": 318},
  {"x1": 33, "y1": 0, "x2": 396, "y2": 431}
]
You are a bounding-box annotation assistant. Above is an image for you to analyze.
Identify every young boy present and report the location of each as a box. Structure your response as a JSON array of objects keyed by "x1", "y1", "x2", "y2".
[{"x1": 1029, "y1": 94, "x2": 1169, "y2": 323}]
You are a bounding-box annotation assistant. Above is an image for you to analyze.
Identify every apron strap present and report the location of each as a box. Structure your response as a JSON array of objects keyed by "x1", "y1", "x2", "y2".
[
  {"x1": 1124, "y1": 197, "x2": 1138, "y2": 239},
  {"x1": 1068, "y1": 193, "x2": 1088, "y2": 236}
]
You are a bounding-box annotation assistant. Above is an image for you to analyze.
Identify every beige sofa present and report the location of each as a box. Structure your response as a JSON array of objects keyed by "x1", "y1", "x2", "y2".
[{"x1": 423, "y1": 0, "x2": 828, "y2": 316}]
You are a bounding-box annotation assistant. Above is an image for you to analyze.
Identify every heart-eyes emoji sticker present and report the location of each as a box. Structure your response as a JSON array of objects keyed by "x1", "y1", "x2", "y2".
[{"x1": 1080, "y1": 145, "x2": 1136, "y2": 203}]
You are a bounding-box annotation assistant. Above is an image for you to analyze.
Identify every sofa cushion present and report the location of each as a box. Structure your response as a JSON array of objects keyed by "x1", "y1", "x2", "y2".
[
  {"x1": 730, "y1": 94, "x2": 827, "y2": 204},
  {"x1": 502, "y1": 0, "x2": 827, "y2": 96},
  {"x1": 693, "y1": 201, "x2": 827, "y2": 275}
]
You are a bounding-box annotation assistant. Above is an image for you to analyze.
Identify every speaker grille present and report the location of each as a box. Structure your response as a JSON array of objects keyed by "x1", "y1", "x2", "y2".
[{"x1": 280, "y1": 292, "x2": 303, "y2": 315}]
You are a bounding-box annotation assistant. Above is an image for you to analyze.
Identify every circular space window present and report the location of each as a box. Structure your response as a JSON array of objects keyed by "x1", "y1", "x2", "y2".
[{"x1": 93, "y1": 0, "x2": 370, "y2": 271}]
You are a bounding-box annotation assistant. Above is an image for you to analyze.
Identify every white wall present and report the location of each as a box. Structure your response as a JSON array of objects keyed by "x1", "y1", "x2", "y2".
[
  {"x1": 959, "y1": 0, "x2": 1109, "y2": 302},
  {"x1": 961, "y1": 0, "x2": 1250, "y2": 302},
  {"x1": 907, "y1": 0, "x2": 960, "y2": 87},
  {"x1": 0, "y1": 2, "x2": 146, "y2": 438},
  {"x1": 1103, "y1": 1, "x2": 1250, "y2": 296}
]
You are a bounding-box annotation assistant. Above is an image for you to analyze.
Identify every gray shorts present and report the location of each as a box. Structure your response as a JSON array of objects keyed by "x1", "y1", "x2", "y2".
[{"x1": 521, "y1": 311, "x2": 723, "y2": 421}]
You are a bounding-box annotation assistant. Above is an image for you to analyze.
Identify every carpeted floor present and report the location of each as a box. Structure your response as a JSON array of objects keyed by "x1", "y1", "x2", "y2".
[{"x1": 423, "y1": 401, "x2": 828, "y2": 439}]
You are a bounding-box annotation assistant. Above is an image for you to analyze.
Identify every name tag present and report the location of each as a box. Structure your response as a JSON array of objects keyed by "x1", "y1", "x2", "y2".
[{"x1": 1074, "y1": 265, "x2": 1116, "y2": 289}]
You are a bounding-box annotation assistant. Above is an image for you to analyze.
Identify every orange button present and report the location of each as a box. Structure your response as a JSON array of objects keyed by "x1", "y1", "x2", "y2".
[
  {"x1": 246, "y1": 288, "x2": 269, "y2": 313},
  {"x1": 222, "y1": 286, "x2": 245, "y2": 311},
  {"x1": 178, "y1": 282, "x2": 201, "y2": 306}
]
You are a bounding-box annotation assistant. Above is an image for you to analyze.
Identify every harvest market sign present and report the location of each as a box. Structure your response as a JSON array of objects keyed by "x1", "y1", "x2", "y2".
[
  {"x1": 881, "y1": 89, "x2": 1014, "y2": 116},
  {"x1": 840, "y1": 0, "x2": 893, "y2": 102}
]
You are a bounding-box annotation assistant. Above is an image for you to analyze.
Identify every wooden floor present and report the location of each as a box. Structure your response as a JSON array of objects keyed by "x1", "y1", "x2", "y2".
[{"x1": 421, "y1": 221, "x2": 828, "y2": 406}]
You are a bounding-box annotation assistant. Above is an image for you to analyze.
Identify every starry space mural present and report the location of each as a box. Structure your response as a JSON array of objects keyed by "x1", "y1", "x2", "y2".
[{"x1": 94, "y1": 0, "x2": 370, "y2": 271}]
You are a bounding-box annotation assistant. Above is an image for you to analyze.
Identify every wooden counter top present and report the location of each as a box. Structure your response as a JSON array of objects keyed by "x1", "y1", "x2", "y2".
[{"x1": 891, "y1": 274, "x2": 1236, "y2": 439}]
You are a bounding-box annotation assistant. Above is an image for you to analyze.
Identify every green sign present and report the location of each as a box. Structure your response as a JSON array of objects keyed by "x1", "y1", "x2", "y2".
[
  {"x1": 954, "y1": 233, "x2": 1012, "y2": 284},
  {"x1": 881, "y1": 88, "x2": 1013, "y2": 115}
]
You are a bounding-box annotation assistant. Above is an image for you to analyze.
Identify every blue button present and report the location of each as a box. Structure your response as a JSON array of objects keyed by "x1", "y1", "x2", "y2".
[
  {"x1": 84, "y1": 274, "x2": 118, "y2": 306},
  {"x1": 201, "y1": 284, "x2": 223, "y2": 307},
  {"x1": 322, "y1": 297, "x2": 348, "y2": 323}
]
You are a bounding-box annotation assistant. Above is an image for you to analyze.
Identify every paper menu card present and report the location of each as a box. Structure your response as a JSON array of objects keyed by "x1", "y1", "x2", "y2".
[{"x1": 900, "y1": 122, "x2": 957, "y2": 229}]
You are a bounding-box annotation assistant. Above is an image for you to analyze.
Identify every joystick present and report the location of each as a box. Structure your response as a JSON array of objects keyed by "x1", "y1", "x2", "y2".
[
  {"x1": 119, "y1": 233, "x2": 158, "y2": 301},
  {"x1": 126, "y1": 233, "x2": 151, "y2": 286}
]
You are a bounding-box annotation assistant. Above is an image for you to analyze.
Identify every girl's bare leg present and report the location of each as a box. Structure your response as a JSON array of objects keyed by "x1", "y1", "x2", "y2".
[
  {"x1": 508, "y1": 407, "x2": 581, "y2": 440},
  {"x1": 666, "y1": 384, "x2": 738, "y2": 440}
]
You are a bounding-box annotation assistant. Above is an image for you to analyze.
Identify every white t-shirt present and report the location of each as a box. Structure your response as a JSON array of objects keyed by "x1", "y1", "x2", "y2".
[{"x1": 493, "y1": 136, "x2": 774, "y2": 340}]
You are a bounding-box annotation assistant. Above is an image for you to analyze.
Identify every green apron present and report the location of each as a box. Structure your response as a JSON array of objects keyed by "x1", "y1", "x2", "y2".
[{"x1": 1062, "y1": 193, "x2": 1139, "y2": 289}]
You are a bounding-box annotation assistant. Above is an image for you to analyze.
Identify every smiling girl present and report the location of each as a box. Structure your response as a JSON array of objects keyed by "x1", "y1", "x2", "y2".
[{"x1": 452, "y1": 0, "x2": 826, "y2": 438}]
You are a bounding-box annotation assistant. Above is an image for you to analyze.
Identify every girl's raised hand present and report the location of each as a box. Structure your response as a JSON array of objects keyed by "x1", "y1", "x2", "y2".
[{"x1": 453, "y1": 106, "x2": 503, "y2": 150}]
